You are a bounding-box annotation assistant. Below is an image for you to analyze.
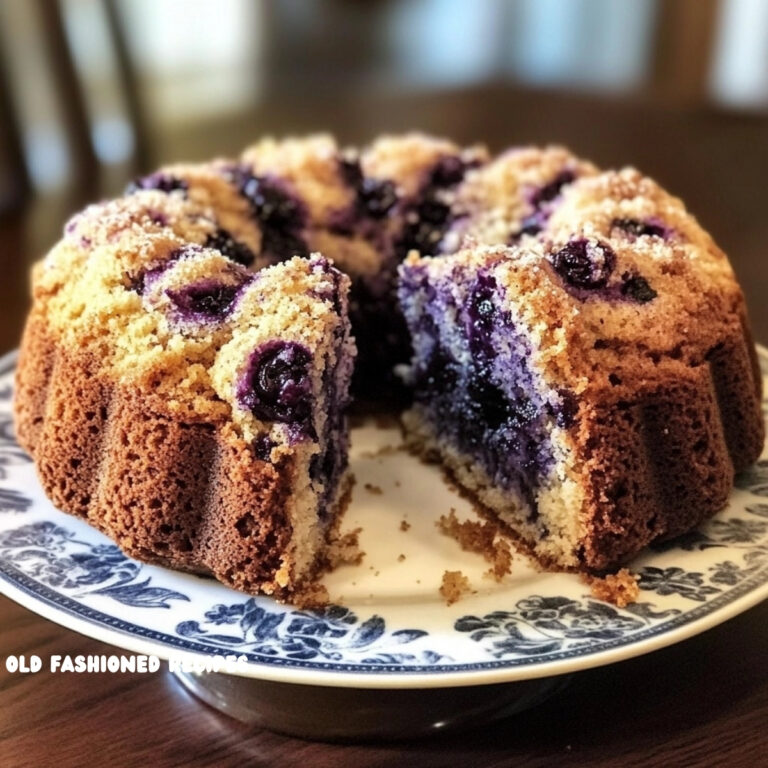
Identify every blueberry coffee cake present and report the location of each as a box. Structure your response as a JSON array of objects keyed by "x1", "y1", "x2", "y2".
[
  {"x1": 14, "y1": 133, "x2": 764, "y2": 599},
  {"x1": 399, "y1": 163, "x2": 763, "y2": 570}
]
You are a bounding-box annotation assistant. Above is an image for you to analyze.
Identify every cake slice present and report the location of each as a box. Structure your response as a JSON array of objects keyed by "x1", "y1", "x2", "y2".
[
  {"x1": 15, "y1": 187, "x2": 355, "y2": 598},
  {"x1": 398, "y1": 168, "x2": 763, "y2": 571}
]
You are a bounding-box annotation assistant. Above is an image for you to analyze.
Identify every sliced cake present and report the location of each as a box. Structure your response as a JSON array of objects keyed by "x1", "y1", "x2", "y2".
[{"x1": 399, "y1": 167, "x2": 763, "y2": 571}]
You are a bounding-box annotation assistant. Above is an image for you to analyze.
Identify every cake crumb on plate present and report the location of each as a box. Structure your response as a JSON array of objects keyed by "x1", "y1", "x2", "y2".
[
  {"x1": 323, "y1": 526, "x2": 365, "y2": 570},
  {"x1": 437, "y1": 509, "x2": 512, "y2": 581},
  {"x1": 400, "y1": 519, "x2": 411, "y2": 532},
  {"x1": 582, "y1": 568, "x2": 639, "y2": 608},
  {"x1": 440, "y1": 570, "x2": 471, "y2": 605}
]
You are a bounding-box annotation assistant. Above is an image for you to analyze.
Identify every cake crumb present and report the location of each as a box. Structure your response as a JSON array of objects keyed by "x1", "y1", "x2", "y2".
[
  {"x1": 324, "y1": 527, "x2": 365, "y2": 570},
  {"x1": 397, "y1": 554, "x2": 406, "y2": 562},
  {"x1": 437, "y1": 510, "x2": 512, "y2": 581},
  {"x1": 484, "y1": 537, "x2": 512, "y2": 582},
  {"x1": 440, "y1": 570, "x2": 471, "y2": 605},
  {"x1": 364, "y1": 483, "x2": 383, "y2": 495},
  {"x1": 399, "y1": 519, "x2": 411, "y2": 532},
  {"x1": 394, "y1": 480, "x2": 401, "y2": 488},
  {"x1": 582, "y1": 568, "x2": 639, "y2": 608}
]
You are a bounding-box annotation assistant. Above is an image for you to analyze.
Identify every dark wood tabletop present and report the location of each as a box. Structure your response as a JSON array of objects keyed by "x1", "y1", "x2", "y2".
[{"x1": 0, "y1": 86, "x2": 767, "y2": 767}]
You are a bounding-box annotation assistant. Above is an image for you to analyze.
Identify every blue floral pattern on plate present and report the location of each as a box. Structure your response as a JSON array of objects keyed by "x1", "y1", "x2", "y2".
[{"x1": 0, "y1": 349, "x2": 767, "y2": 680}]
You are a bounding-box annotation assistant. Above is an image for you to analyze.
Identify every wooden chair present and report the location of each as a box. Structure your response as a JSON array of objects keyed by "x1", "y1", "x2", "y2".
[{"x1": 0, "y1": 0, "x2": 151, "y2": 213}]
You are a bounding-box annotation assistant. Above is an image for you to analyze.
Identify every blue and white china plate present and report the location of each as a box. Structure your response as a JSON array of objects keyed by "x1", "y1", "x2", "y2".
[{"x1": 1, "y1": 349, "x2": 767, "y2": 689}]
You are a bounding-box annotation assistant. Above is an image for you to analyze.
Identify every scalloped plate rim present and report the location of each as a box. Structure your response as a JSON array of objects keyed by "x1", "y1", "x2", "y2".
[{"x1": 0, "y1": 346, "x2": 766, "y2": 690}]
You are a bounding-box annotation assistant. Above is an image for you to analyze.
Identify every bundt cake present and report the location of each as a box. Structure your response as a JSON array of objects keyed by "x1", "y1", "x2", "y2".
[
  {"x1": 399, "y1": 156, "x2": 764, "y2": 570},
  {"x1": 13, "y1": 133, "x2": 764, "y2": 599}
]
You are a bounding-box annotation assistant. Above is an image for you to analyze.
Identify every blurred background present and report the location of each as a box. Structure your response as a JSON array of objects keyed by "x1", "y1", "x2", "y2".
[{"x1": 1, "y1": 0, "x2": 767, "y2": 352}]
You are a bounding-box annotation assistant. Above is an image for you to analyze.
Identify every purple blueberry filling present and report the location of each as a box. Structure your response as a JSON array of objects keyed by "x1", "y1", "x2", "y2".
[
  {"x1": 338, "y1": 158, "x2": 398, "y2": 221},
  {"x1": 466, "y1": 274, "x2": 498, "y2": 358},
  {"x1": 429, "y1": 155, "x2": 475, "y2": 188},
  {"x1": 129, "y1": 262, "x2": 173, "y2": 295},
  {"x1": 550, "y1": 239, "x2": 616, "y2": 290},
  {"x1": 125, "y1": 173, "x2": 188, "y2": 196},
  {"x1": 253, "y1": 434, "x2": 275, "y2": 462},
  {"x1": 229, "y1": 167, "x2": 308, "y2": 262},
  {"x1": 402, "y1": 268, "x2": 566, "y2": 520},
  {"x1": 166, "y1": 279, "x2": 243, "y2": 320},
  {"x1": 238, "y1": 341, "x2": 314, "y2": 433},
  {"x1": 309, "y1": 328, "x2": 351, "y2": 518},
  {"x1": 205, "y1": 228, "x2": 256, "y2": 267},
  {"x1": 621, "y1": 274, "x2": 658, "y2": 303},
  {"x1": 511, "y1": 213, "x2": 545, "y2": 240},
  {"x1": 612, "y1": 217, "x2": 666, "y2": 239},
  {"x1": 395, "y1": 154, "x2": 478, "y2": 260}
]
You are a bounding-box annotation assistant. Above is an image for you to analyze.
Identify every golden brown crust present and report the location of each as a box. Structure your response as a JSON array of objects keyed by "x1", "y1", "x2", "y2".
[
  {"x1": 14, "y1": 324, "x2": 307, "y2": 598},
  {"x1": 574, "y1": 324, "x2": 763, "y2": 570},
  {"x1": 14, "y1": 313, "x2": 58, "y2": 456}
]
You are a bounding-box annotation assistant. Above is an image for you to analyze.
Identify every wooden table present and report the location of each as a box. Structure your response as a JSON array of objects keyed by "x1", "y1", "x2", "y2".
[{"x1": 1, "y1": 86, "x2": 767, "y2": 767}]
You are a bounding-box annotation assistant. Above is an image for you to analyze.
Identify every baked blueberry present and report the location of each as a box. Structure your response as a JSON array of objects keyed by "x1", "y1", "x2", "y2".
[
  {"x1": 166, "y1": 279, "x2": 242, "y2": 320},
  {"x1": 612, "y1": 218, "x2": 666, "y2": 239},
  {"x1": 530, "y1": 170, "x2": 575, "y2": 208},
  {"x1": 511, "y1": 213, "x2": 544, "y2": 240},
  {"x1": 550, "y1": 239, "x2": 616, "y2": 290},
  {"x1": 466, "y1": 274, "x2": 498, "y2": 357},
  {"x1": 230, "y1": 168, "x2": 308, "y2": 260},
  {"x1": 621, "y1": 274, "x2": 658, "y2": 303},
  {"x1": 205, "y1": 229, "x2": 256, "y2": 267},
  {"x1": 238, "y1": 341, "x2": 313, "y2": 428},
  {"x1": 395, "y1": 155, "x2": 476, "y2": 259}
]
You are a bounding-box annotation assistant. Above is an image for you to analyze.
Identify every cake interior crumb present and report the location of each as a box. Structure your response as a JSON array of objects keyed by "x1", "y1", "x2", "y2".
[
  {"x1": 437, "y1": 509, "x2": 512, "y2": 581},
  {"x1": 323, "y1": 526, "x2": 365, "y2": 571},
  {"x1": 440, "y1": 570, "x2": 471, "y2": 605},
  {"x1": 581, "y1": 568, "x2": 639, "y2": 608}
]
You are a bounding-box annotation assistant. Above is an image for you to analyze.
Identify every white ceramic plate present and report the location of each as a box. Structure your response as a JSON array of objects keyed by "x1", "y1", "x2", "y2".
[{"x1": 1, "y1": 349, "x2": 767, "y2": 689}]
